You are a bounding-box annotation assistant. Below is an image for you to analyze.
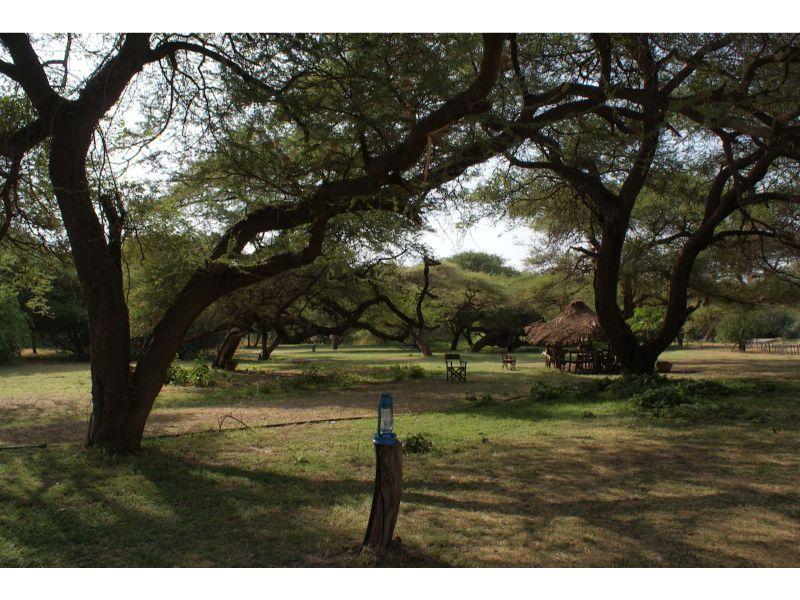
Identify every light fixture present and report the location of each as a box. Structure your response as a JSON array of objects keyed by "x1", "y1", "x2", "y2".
[{"x1": 374, "y1": 392, "x2": 398, "y2": 444}]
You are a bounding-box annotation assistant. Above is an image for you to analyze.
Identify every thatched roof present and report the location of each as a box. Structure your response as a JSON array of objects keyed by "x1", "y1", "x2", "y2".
[{"x1": 524, "y1": 300, "x2": 605, "y2": 347}]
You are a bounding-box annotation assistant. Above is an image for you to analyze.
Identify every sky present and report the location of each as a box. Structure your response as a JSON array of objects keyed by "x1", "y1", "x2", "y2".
[{"x1": 422, "y1": 214, "x2": 539, "y2": 270}]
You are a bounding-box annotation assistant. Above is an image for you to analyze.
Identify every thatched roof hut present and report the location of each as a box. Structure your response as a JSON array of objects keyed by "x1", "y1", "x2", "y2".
[{"x1": 524, "y1": 300, "x2": 605, "y2": 347}]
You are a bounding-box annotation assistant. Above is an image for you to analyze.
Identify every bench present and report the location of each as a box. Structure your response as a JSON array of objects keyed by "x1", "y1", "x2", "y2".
[
  {"x1": 501, "y1": 352, "x2": 517, "y2": 370},
  {"x1": 445, "y1": 353, "x2": 467, "y2": 382}
]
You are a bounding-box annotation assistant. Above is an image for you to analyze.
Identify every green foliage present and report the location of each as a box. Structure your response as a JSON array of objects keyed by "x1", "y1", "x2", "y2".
[
  {"x1": 684, "y1": 306, "x2": 723, "y2": 341},
  {"x1": 256, "y1": 366, "x2": 372, "y2": 394},
  {"x1": 0, "y1": 248, "x2": 89, "y2": 358},
  {"x1": 403, "y1": 432, "x2": 434, "y2": 454},
  {"x1": 0, "y1": 286, "x2": 30, "y2": 364},
  {"x1": 751, "y1": 306, "x2": 800, "y2": 339},
  {"x1": 527, "y1": 382, "x2": 573, "y2": 403},
  {"x1": 610, "y1": 376, "x2": 742, "y2": 420},
  {"x1": 166, "y1": 357, "x2": 214, "y2": 388},
  {"x1": 448, "y1": 252, "x2": 517, "y2": 276},
  {"x1": 389, "y1": 363, "x2": 426, "y2": 381},
  {"x1": 628, "y1": 306, "x2": 666, "y2": 341},
  {"x1": 717, "y1": 310, "x2": 761, "y2": 347},
  {"x1": 524, "y1": 375, "x2": 746, "y2": 422}
]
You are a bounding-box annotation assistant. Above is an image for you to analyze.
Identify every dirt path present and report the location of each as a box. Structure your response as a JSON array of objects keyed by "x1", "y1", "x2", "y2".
[{"x1": 0, "y1": 374, "x2": 533, "y2": 447}]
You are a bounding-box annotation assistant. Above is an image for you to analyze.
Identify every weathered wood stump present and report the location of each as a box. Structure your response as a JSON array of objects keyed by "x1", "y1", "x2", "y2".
[{"x1": 362, "y1": 441, "x2": 403, "y2": 551}]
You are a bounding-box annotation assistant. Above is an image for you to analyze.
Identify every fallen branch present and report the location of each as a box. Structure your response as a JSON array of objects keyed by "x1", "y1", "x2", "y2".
[{"x1": 217, "y1": 413, "x2": 252, "y2": 432}]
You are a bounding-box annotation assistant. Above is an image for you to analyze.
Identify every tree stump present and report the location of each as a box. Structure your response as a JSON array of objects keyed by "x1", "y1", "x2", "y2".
[{"x1": 362, "y1": 441, "x2": 403, "y2": 551}]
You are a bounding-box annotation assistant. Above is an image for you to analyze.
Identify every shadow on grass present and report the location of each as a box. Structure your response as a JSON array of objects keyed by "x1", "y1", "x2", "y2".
[
  {"x1": 0, "y1": 443, "x2": 448, "y2": 567},
  {"x1": 400, "y1": 435, "x2": 800, "y2": 566},
  {"x1": 1, "y1": 418, "x2": 799, "y2": 566}
]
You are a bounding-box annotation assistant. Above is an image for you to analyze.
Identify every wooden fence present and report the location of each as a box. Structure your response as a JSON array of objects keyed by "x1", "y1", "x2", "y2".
[{"x1": 744, "y1": 339, "x2": 800, "y2": 355}]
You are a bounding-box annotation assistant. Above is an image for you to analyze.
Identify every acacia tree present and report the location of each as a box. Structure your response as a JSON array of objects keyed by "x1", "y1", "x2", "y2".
[
  {"x1": 0, "y1": 33, "x2": 507, "y2": 451},
  {"x1": 205, "y1": 252, "x2": 400, "y2": 363},
  {"x1": 481, "y1": 33, "x2": 800, "y2": 373}
]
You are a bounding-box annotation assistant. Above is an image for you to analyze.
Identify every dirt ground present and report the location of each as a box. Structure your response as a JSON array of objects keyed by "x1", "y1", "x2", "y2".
[{"x1": 2, "y1": 345, "x2": 799, "y2": 447}]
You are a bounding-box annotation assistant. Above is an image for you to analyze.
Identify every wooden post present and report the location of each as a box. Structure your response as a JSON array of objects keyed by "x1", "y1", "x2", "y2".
[{"x1": 362, "y1": 441, "x2": 403, "y2": 551}]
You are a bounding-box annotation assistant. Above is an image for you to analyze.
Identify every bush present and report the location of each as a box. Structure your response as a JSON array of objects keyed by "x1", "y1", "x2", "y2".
[
  {"x1": 165, "y1": 356, "x2": 214, "y2": 387},
  {"x1": 0, "y1": 286, "x2": 29, "y2": 364},
  {"x1": 527, "y1": 381, "x2": 573, "y2": 402},
  {"x1": 625, "y1": 377, "x2": 736, "y2": 420},
  {"x1": 389, "y1": 363, "x2": 426, "y2": 381},
  {"x1": 403, "y1": 433, "x2": 433, "y2": 454},
  {"x1": 255, "y1": 367, "x2": 369, "y2": 395},
  {"x1": 524, "y1": 374, "x2": 737, "y2": 422},
  {"x1": 295, "y1": 367, "x2": 325, "y2": 387},
  {"x1": 629, "y1": 386, "x2": 697, "y2": 411}
]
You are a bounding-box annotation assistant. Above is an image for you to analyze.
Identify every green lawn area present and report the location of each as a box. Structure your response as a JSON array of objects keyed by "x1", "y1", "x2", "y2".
[{"x1": 1, "y1": 344, "x2": 799, "y2": 566}]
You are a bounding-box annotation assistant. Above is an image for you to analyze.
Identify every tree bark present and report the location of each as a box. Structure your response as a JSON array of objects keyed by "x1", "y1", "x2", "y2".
[
  {"x1": 449, "y1": 327, "x2": 463, "y2": 351},
  {"x1": 259, "y1": 328, "x2": 280, "y2": 360},
  {"x1": 410, "y1": 329, "x2": 432, "y2": 357},
  {"x1": 592, "y1": 204, "x2": 661, "y2": 375},
  {"x1": 464, "y1": 327, "x2": 475, "y2": 349},
  {"x1": 213, "y1": 327, "x2": 245, "y2": 369},
  {"x1": 331, "y1": 334, "x2": 341, "y2": 350},
  {"x1": 362, "y1": 442, "x2": 403, "y2": 552},
  {"x1": 620, "y1": 274, "x2": 635, "y2": 319},
  {"x1": 49, "y1": 125, "x2": 139, "y2": 451}
]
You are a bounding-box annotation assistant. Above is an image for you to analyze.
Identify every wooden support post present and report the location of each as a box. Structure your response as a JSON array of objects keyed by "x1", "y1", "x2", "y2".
[{"x1": 362, "y1": 441, "x2": 403, "y2": 551}]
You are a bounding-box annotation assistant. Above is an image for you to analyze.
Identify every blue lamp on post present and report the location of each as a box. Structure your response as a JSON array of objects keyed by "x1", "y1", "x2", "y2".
[{"x1": 374, "y1": 392, "x2": 398, "y2": 445}]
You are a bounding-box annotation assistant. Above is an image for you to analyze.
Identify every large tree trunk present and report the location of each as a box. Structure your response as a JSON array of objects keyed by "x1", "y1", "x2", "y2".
[
  {"x1": 410, "y1": 329, "x2": 432, "y2": 357},
  {"x1": 449, "y1": 326, "x2": 463, "y2": 351},
  {"x1": 213, "y1": 327, "x2": 245, "y2": 369},
  {"x1": 620, "y1": 274, "x2": 635, "y2": 319},
  {"x1": 594, "y1": 206, "x2": 713, "y2": 375},
  {"x1": 331, "y1": 334, "x2": 341, "y2": 350},
  {"x1": 50, "y1": 128, "x2": 138, "y2": 451},
  {"x1": 471, "y1": 331, "x2": 499, "y2": 353},
  {"x1": 259, "y1": 328, "x2": 280, "y2": 360},
  {"x1": 464, "y1": 327, "x2": 475, "y2": 349},
  {"x1": 593, "y1": 208, "x2": 661, "y2": 375}
]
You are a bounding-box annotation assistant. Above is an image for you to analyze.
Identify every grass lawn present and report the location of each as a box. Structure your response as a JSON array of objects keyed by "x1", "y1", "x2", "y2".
[{"x1": 0, "y1": 344, "x2": 799, "y2": 566}]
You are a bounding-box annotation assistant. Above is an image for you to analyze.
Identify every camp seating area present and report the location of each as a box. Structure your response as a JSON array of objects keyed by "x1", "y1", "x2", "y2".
[
  {"x1": 444, "y1": 353, "x2": 468, "y2": 382},
  {"x1": 542, "y1": 346, "x2": 619, "y2": 375},
  {"x1": 525, "y1": 300, "x2": 620, "y2": 375}
]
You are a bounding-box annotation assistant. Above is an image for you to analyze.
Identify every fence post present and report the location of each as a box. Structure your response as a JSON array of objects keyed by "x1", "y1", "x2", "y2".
[{"x1": 362, "y1": 393, "x2": 403, "y2": 552}]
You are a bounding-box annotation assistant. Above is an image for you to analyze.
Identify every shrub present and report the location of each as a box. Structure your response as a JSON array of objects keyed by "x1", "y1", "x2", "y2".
[
  {"x1": 165, "y1": 356, "x2": 214, "y2": 387},
  {"x1": 603, "y1": 374, "x2": 667, "y2": 398},
  {"x1": 626, "y1": 377, "x2": 738, "y2": 420},
  {"x1": 389, "y1": 363, "x2": 426, "y2": 381},
  {"x1": 403, "y1": 433, "x2": 433, "y2": 454},
  {"x1": 165, "y1": 358, "x2": 188, "y2": 385},
  {"x1": 187, "y1": 358, "x2": 214, "y2": 387},
  {"x1": 0, "y1": 286, "x2": 29, "y2": 364},
  {"x1": 295, "y1": 367, "x2": 325, "y2": 387},
  {"x1": 524, "y1": 374, "x2": 736, "y2": 422},
  {"x1": 629, "y1": 386, "x2": 697, "y2": 411},
  {"x1": 527, "y1": 381, "x2": 572, "y2": 402}
]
